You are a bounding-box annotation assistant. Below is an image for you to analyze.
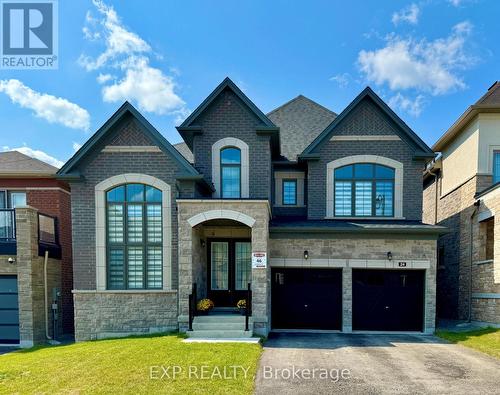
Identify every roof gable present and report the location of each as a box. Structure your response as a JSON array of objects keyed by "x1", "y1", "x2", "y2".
[
  {"x1": 267, "y1": 95, "x2": 337, "y2": 161},
  {"x1": 57, "y1": 102, "x2": 199, "y2": 177},
  {"x1": 178, "y1": 77, "x2": 275, "y2": 128},
  {"x1": 300, "y1": 87, "x2": 434, "y2": 159}
]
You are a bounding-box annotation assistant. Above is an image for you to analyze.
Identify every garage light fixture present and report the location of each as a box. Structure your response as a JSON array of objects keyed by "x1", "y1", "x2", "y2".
[
  {"x1": 304, "y1": 250, "x2": 309, "y2": 260},
  {"x1": 387, "y1": 251, "x2": 393, "y2": 261}
]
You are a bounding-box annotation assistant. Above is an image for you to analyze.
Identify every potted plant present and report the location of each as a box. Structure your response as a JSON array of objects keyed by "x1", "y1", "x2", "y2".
[
  {"x1": 236, "y1": 299, "x2": 247, "y2": 315},
  {"x1": 197, "y1": 298, "x2": 214, "y2": 315}
]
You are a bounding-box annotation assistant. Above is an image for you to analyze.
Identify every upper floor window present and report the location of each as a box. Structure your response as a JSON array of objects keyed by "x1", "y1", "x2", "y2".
[
  {"x1": 106, "y1": 183, "x2": 162, "y2": 290},
  {"x1": 493, "y1": 151, "x2": 500, "y2": 184},
  {"x1": 334, "y1": 163, "x2": 395, "y2": 217},
  {"x1": 0, "y1": 191, "x2": 26, "y2": 208},
  {"x1": 220, "y1": 147, "x2": 241, "y2": 198},
  {"x1": 282, "y1": 179, "x2": 297, "y2": 205}
]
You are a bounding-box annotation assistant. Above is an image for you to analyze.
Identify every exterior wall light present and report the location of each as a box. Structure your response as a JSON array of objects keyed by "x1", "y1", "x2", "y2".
[
  {"x1": 387, "y1": 251, "x2": 393, "y2": 261},
  {"x1": 304, "y1": 250, "x2": 309, "y2": 260},
  {"x1": 200, "y1": 239, "x2": 206, "y2": 248}
]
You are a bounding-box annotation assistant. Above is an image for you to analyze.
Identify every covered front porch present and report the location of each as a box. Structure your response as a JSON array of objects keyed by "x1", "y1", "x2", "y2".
[{"x1": 177, "y1": 200, "x2": 271, "y2": 336}]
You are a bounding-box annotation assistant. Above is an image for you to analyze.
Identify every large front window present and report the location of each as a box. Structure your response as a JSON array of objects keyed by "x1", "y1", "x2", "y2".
[
  {"x1": 220, "y1": 147, "x2": 241, "y2": 198},
  {"x1": 334, "y1": 163, "x2": 395, "y2": 217},
  {"x1": 106, "y1": 183, "x2": 162, "y2": 289}
]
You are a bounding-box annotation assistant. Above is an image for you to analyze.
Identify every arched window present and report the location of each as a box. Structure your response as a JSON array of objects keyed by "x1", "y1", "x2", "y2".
[
  {"x1": 334, "y1": 163, "x2": 395, "y2": 217},
  {"x1": 106, "y1": 183, "x2": 162, "y2": 289},
  {"x1": 220, "y1": 147, "x2": 241, "y2": 198}
]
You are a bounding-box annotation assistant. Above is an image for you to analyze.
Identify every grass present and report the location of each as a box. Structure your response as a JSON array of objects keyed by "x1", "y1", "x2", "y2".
[
  {"x1": 436, "y1": 327, "x2": 500, "y2": 359},
  {"x1": 0, "y1": 333, "x2": 262, "y2": 394}
]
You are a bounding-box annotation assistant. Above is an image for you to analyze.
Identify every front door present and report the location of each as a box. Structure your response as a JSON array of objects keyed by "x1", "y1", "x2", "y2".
[{"x1": 208, "y1": 239, "x2": 251, "y2": 307}]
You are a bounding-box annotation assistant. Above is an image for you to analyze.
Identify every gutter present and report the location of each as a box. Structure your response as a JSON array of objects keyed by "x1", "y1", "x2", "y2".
[{"x1": 269, "y1": 226, "x2": 448, "y2": 235}]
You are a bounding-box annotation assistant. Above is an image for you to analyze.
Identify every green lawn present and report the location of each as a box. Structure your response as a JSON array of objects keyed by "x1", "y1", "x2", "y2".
[
  {"x1": 436, "y1": 327, "x2": 500, "y2": 359},
  {"x1": 0, "y1": 334, "x2": 262, "y2": 394}
]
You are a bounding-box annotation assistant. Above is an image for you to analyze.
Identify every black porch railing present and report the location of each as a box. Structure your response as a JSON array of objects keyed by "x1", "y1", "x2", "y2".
[
  {"x1": 0, "y1": 209, "x2": 15, "y2": 241},
  {"x1": 188, "y1": 283, "x2": 197, "y2": 331},
  {"x1": 245, "y1": 282, "x2": 252, "y2": 332}
]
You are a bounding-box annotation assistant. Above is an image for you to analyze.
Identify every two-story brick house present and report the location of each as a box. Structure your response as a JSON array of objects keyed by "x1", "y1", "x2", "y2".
[
  {"x1": 0, "y1": 151, "x2": 73, "y2": 346},
  {"x1": 58, "y1": 78, "x2": 445, "y2": 341},
  {"x1": 423, "y1": 81, "x2": 500, "y2": 324}
]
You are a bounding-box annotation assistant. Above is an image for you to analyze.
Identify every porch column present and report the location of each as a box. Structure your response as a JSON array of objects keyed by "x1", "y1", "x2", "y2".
[
  {"x1": 251, "y1": 214, "x2": 270, "y2": 336},
  {"x1": 342, "y1": 266, "x2": 352, "y2": 333},
  {"x1": 177, "y1": 216, "x2": 193, "y2": 332}
]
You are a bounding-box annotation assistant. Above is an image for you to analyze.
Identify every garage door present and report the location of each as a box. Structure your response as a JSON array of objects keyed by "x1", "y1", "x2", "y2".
[
  {"x1": 272, "y1": 268, "x2": 342, "y2": 330},
  {"x1": 0, "y1": 275, "x2": 19, "y2": 344},
  {"x1": 353, "y1": 269, "x2": 424, "y2": 331}
]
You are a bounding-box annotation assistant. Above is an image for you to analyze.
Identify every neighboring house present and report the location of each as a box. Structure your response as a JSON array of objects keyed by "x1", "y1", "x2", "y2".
[
  {"x1": 423, "y1": 81, "x2": 500, "y2": 324},
  {"x1": 58, "y1": 78, "x2": 444, "y2": 341},
  {"x1": 0, "y1": 151, "x2": 73, "y2": 347}
]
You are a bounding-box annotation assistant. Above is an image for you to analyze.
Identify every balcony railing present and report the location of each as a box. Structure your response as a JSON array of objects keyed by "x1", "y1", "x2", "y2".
[
  {"x1": 0, "y1": 209, "x2": 15, "y2": 241},
  {"x1": 0, "y1": 209, "x2": 61, "y2": 257}
]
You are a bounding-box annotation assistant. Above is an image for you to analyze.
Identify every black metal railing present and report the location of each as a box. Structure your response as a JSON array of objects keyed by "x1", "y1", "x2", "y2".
[
  {"x1": 245, "y1": 282, "x2": 252, "y2": 332},
  {"x1": 0, "y1": 209, "x2": 15, "y2": 240},
  {"x1": 188, "y1": 283, "x2": 197, "y2": 331}
]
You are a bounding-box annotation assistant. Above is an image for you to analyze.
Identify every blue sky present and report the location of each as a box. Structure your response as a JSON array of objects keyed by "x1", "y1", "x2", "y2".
[{"x1": 0, "y1": 0, "x2": 498, "y2": 167}]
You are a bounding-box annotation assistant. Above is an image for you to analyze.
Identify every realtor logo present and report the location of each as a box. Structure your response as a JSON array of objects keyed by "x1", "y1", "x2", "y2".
[{"x1": 1, "y1": 0, "x2": 58, "y2": 69}]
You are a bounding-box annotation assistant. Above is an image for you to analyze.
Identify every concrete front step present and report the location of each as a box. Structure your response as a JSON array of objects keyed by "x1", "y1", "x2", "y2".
[
  {"x1": 194, "y1": 315, "x2": 249, "y2": 324},
  {"x1": 188, "y1": 330, "x2": 253, "y2": 338},
  {"x1": 193, "y1": 322, "x2": 251, "y2": 331}
]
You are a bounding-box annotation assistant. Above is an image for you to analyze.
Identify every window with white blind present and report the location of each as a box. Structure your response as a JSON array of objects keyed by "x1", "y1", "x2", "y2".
[
  {"x1": 334, "y1": 163, "x2": 395, "y2": 217},
  {"x1": 106, "y1": 183, "x2": 162, "y2": 289}
]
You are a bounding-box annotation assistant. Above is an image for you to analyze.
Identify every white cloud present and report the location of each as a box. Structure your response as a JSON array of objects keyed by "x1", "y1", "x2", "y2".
[
  {"x1": 0, "y1": 79, "x2": 90, "y2": 131},
  {"x1": 358, "y1": 21, "x2": 475, "y2": 96},
  {"x1": 392, "y1": 3, "x2": 420, "y2": 25},
  {"x1": 102, "y1": 56, "x2": 184, "y2": 114},
  {"x1": 72, "y1": 142, "x2": 82, "y2": 152},
  {"x1": 80, "y1": 0, "x2": 185, "y2": 116},
  {"x1": 388, "y1": 93, "x2": 426, "y2": 117},
  {"x1": 329, "y1": 73, "x2": 350, "y2": 88},
  {"x1": 3, "y1": 146, "x2": 64, "y2": 168},
  {"x1": 97, "y1": 73, "x2": 113, "y2": 84}
]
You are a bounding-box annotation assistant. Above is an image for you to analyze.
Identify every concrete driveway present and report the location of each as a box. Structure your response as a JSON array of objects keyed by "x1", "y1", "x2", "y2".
[{"x1": 255, "y1": 333, "x2": 500, "y2": 394}]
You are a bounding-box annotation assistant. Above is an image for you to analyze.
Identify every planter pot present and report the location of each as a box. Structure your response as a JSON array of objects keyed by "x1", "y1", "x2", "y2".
[
  {"x1": 197, "y1": 310, "x2": 209, "y2": 315},
  {"x1": 238, "y1": 307, "x2": 246, "y2": 315}
]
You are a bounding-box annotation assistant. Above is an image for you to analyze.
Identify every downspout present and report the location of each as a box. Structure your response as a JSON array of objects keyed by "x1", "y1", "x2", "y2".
[
  {"x1": 468, "y1": 200, "x2": 481, "y2": 322},
  {"x1": 43, "y1": 250, "x2": 52, "y2": 340}
]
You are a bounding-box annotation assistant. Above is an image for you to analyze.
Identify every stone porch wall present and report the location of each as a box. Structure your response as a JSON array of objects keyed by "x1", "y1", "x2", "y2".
[
  {"x1": 269, "y1": 237, "x2": 437, "y2": 333},
  {"x1": 177, "y1": 200, "x2": 270, "y2": 335},
  {"x1": 0, "y1": 207, "x2": 62, "y2": 347},
  {"x1": 73, "y1": 291, "x2": 178, "y2": 341}
]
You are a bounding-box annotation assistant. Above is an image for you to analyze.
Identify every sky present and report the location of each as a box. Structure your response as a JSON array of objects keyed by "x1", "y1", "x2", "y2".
[{"x1": 0, "y1": 0, "x2": 498, "y2": 168}]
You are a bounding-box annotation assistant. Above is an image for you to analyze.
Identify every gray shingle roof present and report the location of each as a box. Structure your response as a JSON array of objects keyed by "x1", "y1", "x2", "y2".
[
  {"x1": 267, "y1": 95, "x2": 337, "y2": 161},
  {"x1": 173, "y1": 142, "x2": 194, "y2": 163},
  {"x1": 0, "y1": 151, "x2": 58, "y2": 175},
  {"x1": 476, "y1": 81, "x2": 500, "y2": 105}
]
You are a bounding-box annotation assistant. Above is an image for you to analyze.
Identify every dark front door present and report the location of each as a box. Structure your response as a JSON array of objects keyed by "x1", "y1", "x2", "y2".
[
  {"x1": 0, "y1": 275, "x2": 19, "y2": 344},
  {"x1": 352, "y1": 269, "x2": 425, "y2": 331},
  {"x1": 207, "y1": 239, "x2": 251, "y2": 307},
  {"x1": 272, "y1": 268, "x2": 342, "y2": 330}
]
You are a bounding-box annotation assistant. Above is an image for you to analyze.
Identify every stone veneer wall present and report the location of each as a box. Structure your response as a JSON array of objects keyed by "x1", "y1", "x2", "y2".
[
  {"x1": 269, "y1": 237, "x2": 437, "y2": 333},
  {"x1": 423, "y1": 173, "x2": 499, "y2": 323},
  {"x1": 73, "y1": 291, "x2": 178, "y2": 341}
]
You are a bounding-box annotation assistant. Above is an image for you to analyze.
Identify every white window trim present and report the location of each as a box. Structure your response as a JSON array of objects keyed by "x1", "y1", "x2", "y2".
[
  {"x1": 95, "y1": 174, "x2": 172, "y2": 291},
  {"x1": 326, "y1": 155, "x2": 404, "y2": 219},
  {"x1": 212, "y1": 137, "x2": 249, "y2": 198}
]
